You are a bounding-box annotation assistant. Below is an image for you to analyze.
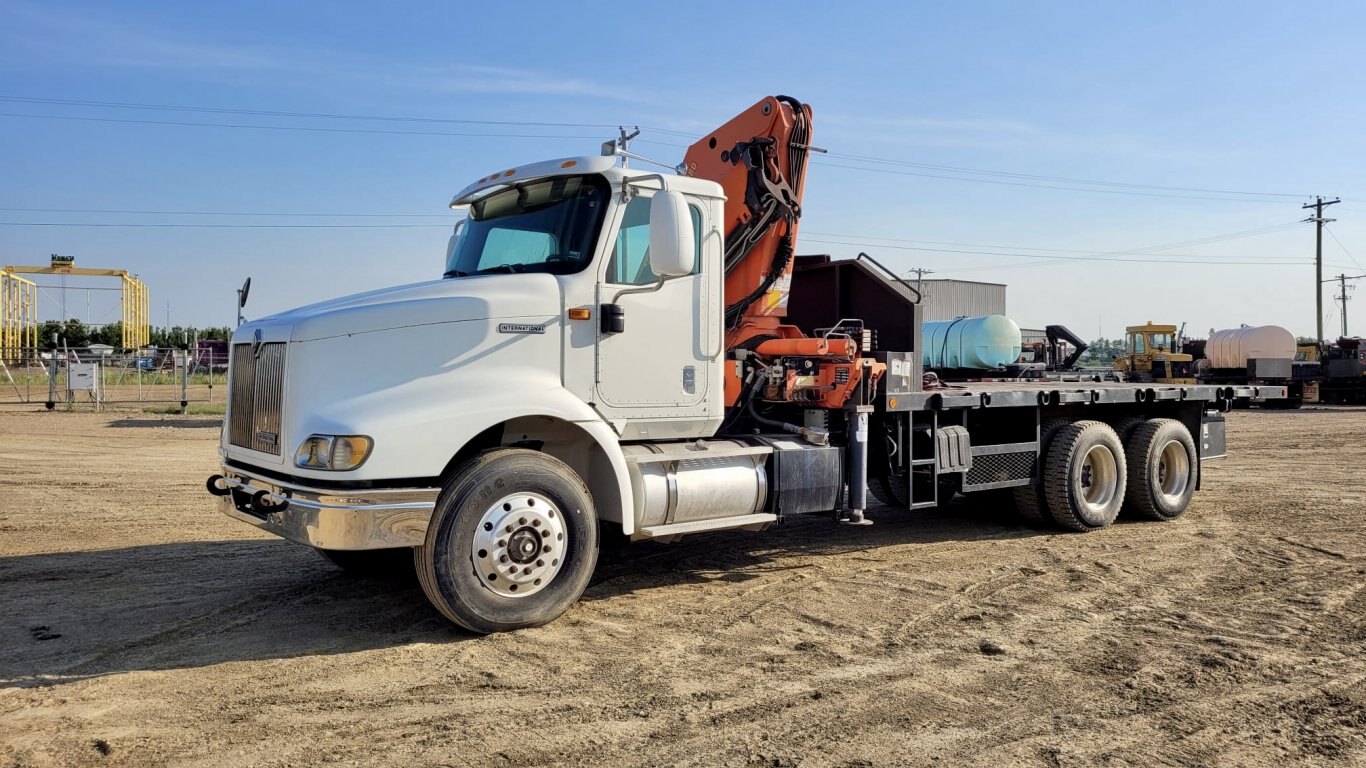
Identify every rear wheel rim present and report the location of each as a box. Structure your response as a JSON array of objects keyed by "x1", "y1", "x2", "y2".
[
  {"x1": 1079, "y1": 444, "x2": 1119, "y2": 515},
  {"x1": 1156, "y1": 439, "x2": 1191, "y2": 504},
  {"x1": 471, "y1": 492, "x2": 567, "y2": 598}
]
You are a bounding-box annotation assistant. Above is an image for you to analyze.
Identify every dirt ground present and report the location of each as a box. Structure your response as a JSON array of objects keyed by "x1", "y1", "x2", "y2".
[{"x1": 1, "y1": 409, "x2": 1363, "y2": 767}]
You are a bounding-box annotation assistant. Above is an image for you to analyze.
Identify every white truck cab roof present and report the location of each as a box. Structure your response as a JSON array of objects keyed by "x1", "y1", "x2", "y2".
[{"x1": 449, "y1": 154, "x2": 725, "y2": 209}]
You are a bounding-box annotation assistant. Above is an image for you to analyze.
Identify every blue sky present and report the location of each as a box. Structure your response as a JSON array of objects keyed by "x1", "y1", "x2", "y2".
[{"x1": 2, "y1": 0, "x2": 1362, "y2": 339}]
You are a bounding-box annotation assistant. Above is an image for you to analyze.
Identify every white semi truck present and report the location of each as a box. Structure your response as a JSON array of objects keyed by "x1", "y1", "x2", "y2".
[{"x1": 207, "y1": 97, "x2": 1278, "y2": 633}]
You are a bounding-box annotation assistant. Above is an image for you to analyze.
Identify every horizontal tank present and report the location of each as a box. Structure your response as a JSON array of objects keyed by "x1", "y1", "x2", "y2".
[
  {"x1": 1206, "y1": 325, "x2": 1296, "y2": 369},
  {"x1": 922, "y1": 315, "x2": 1023, "y2": 370}
]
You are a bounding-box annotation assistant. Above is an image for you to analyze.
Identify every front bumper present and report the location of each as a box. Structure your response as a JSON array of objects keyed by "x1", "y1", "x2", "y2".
[{"x1": 211, "y1": 464, "x2": 438, "y2": 550}]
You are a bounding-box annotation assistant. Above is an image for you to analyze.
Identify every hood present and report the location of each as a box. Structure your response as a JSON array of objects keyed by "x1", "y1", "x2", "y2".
[{"x1": 243, "y1": 274, "x2": 562, "y2": 343}]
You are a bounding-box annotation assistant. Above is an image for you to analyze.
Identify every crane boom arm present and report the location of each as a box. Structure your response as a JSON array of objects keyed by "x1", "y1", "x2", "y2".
[{"x1": 682, "y1": 96, "x2": 812, "y2": 338}]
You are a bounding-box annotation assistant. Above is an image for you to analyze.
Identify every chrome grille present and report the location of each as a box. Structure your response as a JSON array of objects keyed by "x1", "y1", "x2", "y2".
[{"x1": 229, "y1": 342, "x2": 286, "y2": 455}]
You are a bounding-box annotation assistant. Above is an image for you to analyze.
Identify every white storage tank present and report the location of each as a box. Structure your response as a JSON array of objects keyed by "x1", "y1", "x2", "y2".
[
  {"x1": 922, "y1": 315, "x2": 1023, "y2": 370},
  {"x1": 1206, "y1": 325, "x2": 1296, "y2": 369}
]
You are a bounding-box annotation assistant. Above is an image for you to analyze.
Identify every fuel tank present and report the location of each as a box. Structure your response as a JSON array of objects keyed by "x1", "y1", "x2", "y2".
[{"x1": 922, "y1": 315, "x2": 1023, "y2": 370}]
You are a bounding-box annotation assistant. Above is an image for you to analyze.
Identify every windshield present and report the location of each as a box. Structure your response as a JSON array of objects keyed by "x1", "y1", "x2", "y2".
[{"x1": 445, "y1": 175, "x2": 608, "y2": 278}]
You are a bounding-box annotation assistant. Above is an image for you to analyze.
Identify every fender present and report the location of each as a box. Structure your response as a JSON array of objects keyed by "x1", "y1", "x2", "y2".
[{"x1": 280, "y1": 333, "x2": 637, "y2": 533}]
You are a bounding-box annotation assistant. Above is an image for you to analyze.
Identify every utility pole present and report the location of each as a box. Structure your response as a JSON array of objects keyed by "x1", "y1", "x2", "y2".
[
  {"x1": 1303, "y1": 196, "x2": 1342, "y2": 344},
  {"x1": 1324, "y1": 273, "x2": 1366, "y2": 339},
  {"x1": 904, "y1": 267, "x2": 933, "y2": 292},
  {"x1": 1335, "y1": 274, "x2": 1353, "y2": 339}
]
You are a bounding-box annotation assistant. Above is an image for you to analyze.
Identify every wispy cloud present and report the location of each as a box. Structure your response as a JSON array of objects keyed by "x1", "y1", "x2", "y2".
[{"x1": 0, "y1": 1, "x2": 647, "y2": 103}]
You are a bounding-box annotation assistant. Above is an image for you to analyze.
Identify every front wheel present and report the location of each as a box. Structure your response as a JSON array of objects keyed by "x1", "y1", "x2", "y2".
[{"x1": 416, "y1": 449, "x2": 599, "y2": 634}]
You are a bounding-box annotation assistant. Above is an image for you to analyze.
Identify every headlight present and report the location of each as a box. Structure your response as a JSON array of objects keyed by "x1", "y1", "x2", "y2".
[{"x1": 294, "y1": 434, "x2": 372, "y2": 471}]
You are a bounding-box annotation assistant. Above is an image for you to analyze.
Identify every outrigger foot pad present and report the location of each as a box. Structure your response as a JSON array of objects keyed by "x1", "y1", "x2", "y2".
[{"x1": 838, "y1": 509, "x2": 873, "y2": 526}]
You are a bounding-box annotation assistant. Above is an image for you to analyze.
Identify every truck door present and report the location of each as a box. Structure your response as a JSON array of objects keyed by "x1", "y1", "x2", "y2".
[{"x1": 592, "y1": 191, "x2": 720, "y2": 422}]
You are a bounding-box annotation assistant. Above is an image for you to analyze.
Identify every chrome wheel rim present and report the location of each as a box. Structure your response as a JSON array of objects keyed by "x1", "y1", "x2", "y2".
[
  {"x1": 1156, "y1": 439, "x2": 1191, "y2": 504},
  {"x1": 1079, "y1": 444, "x2": 1119, "y2": 514},
  {"x1": 471, "y1": 492, "x2": 566, "y2": 598}
]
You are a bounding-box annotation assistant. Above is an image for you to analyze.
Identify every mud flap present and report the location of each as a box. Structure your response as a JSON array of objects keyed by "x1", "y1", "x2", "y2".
[{"x1": 1200, "y1": 411, "x2": 1227, "y2": 462}]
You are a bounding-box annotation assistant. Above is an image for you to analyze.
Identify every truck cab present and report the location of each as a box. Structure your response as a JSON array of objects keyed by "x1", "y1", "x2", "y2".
[{"x1": 210, "y1": 152, "x2": 775, "y2": 631}]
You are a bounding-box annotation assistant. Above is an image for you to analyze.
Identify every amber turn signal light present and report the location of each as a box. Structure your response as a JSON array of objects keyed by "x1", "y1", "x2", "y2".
[{"x1": 567, "y1": 308, "x2": 592, "y2": 320}]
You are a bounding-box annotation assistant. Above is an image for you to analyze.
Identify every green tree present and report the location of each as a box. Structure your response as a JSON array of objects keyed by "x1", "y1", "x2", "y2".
[
  {"x1": 61, "y1": 318, "x2": 89, "y2": 348},
  {"x1": 38, "y1": 320, "x2": 63, "y2": 349},
  {"x1": 1080, "y1": 337, "x2": 1125, "y2": 364},
  {"x1": 95, "y1": 321, "x2": 123, "y2": 347}
]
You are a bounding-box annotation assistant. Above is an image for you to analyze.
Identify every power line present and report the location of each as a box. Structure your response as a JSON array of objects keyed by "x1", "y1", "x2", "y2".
[
  {"x1": 820, "y1": 151, "x2": 1305, "y2": 199},
  {"x1": 798, "y1": 237, "x2": 1309, "y2": 266},
  {"x1": 0, "y1": 95, "x2": 1314, "y2": 203},
  {"x1": 813, "y1": 160, "x2": 1294, "y2": 203},
  {"x1": 1325, "y1": 226, "x2": 1363, "y2": 273},
  {"x1": 0, "y1": 221, "x2": 448, "y2": 228},
  {"x1": 0, "y1": 206, "x2": 450, "y2": 218},
  {"x1": 0, "y1": 112, "x2": 613, "y2": 140},
  {"x1": 0, "y1": 95, "x2": 630, "y2": 130},
  {"x1": 802, "y1": 221, "x2": 1304, "y2": 262}
]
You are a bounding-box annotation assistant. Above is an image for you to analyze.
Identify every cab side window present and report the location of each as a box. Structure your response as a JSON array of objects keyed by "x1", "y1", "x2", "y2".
[{"x1": 605, "y1": 194, "x2": 703, "y2": 285}]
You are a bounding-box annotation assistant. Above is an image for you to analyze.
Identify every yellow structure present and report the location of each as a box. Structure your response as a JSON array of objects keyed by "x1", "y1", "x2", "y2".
[
  {"x1": 2, "y1": 257, "x2": 150, "y2": 350},
  {"x1": 1114, "y1": 321, "x2": 1196, "y2": 384},
  {"x1": 1, "y1": 268, "x2": 39, "y2": 359}
]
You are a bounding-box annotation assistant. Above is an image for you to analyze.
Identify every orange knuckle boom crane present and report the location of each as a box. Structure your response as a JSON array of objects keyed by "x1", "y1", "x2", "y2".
[{"x1": 684, "y1": 96, "x2": 886, "y2": 419}]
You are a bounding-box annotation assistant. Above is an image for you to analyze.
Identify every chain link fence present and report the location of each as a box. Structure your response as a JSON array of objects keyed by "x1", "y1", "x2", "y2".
[{"x1": 0, "y1": 348, "x2": 229, "y2": 411}]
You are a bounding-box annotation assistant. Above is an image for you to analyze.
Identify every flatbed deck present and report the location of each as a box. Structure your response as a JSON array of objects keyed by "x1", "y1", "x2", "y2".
[{"x1": 893, "y1": 381, "x2": 1284, "y2": 411}]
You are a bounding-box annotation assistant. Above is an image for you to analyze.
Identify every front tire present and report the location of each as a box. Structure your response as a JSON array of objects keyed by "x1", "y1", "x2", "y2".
[{"x1": 416, "y1": 449, "x2": 599, "y2": 634}]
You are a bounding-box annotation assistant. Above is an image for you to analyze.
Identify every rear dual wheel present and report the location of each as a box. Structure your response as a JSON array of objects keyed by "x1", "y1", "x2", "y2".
[
  {"x1": 1042, "y1": 420, "x2": 1127, "y2": 532},
  {"x1": 1015, "y1": 417, "x2": 1198, "y2": 531},
  {"x1": 1012, "y1": 418, "x2": 1070, "y2": 528},
  {"x1": 1122, "y1": 418, "x2": 1197, "y2": 521}
]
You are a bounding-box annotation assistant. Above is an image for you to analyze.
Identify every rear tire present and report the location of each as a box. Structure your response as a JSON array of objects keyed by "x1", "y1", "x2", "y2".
[
  {"x1": 1043, "y1": 420, "x2": 1126, "y2": 532},
  {"x1": 872, "y1": 472, "x2": 912, "y2": 508},
  {"x1": 416, "y1": 449, "x2": 599, "y2": 634},
  {"x1": 1111, "y1": 416, "x2": 1146, "y2": 445},
  {"x1": 1123, "y1": 418, "x2": 1197, "y2": 521},
  {"x1": 316, "y1": 547, "x2": 416, "y2": 580},
  {"x1": 1012, "y1": 418, "x2": 1070, "y2": 528}
]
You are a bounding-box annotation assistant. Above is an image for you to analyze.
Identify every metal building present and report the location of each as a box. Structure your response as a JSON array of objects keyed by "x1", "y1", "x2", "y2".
[{"x1": 915, "y1": 279, "x2": 1006, "y2": 321}]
